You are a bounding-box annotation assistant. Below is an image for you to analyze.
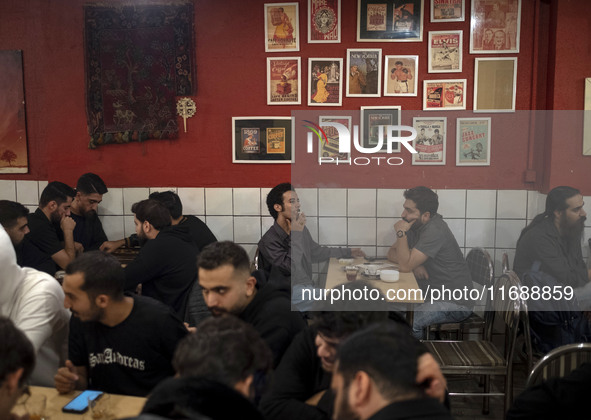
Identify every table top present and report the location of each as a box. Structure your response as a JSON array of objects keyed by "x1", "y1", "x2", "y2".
[
  {"x1": 12, "y1": 386, "x2": 145, "y2": 419},
  {"x1": 325, "y1": 258, "x2": 424, "y2": 304}
]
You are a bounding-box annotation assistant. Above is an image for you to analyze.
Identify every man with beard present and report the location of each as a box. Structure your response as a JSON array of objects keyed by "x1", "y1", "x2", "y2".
[
  {"x1": 260, "y1": 308, "x2": 447, "y2": 420},
  {"x1": 387, "y1": 186, "x2": 473, "y2": 338},
  {"x1": 68, "y1": 173, "x2": 108, "y2": 251},
  {"x1": 27, "y1": 181, "x2": 79, "y2": 274},
  {"x1": 514, "y1": 186, "x2": 590, "y2": 307},
  {"x1": 331, "y1": 322, "x2": 453, "y2": 420},
  {"x1": 124, "y1": 199, "x2": 199, "y2": 319},
  {"x1": 198, "y1": 241, "x2": 305, "y2": 367},
  {"x1": 54, "y1": 251, "x2": 187, "y2": 396}
]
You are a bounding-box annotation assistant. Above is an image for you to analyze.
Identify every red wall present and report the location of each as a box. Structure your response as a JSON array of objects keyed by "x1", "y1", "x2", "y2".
[{"x1": 0, "y1": 0, "x2": 588, "y2": 192}]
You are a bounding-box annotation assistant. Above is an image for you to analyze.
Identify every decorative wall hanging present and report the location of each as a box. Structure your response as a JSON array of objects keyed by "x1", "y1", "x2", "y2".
[
  {"x1": 360, "y1": 106, "x2": 402, "y2": 152},
  {"x1": 428, "y1": 30, "x2": 462, "y2": 73},
  {"x1": 357, "y1": 0, "x2": 424, "y2": 42},
  {"x1": 0, "y1": 50, "x2": 28, "y2": 173},
  {"x1": 384, "y1": 55, "x2": 418, "y2": 97},
  {"x1": 84, "y1": 3, "x2": 195, "y2": 148},
  {"x1": 470, "y1": 0, "x2": 521, "y2": 53},
  {"x1": 267, "y1": 57, "x2": 301, "y2": 105},
  {"x1": 232, "y1": 117, "x2": 293, "y2": 163},
  {"x1": 456, "y1": 117, "x2": 491, "y2": 166},
  {"x1": 473, "y1": 57, "x2": 517, "y2": 112},
  {"x1": 430, "y1": 0, "x2": 464, "y2": 22},
  {"x1": 423, "y1": 79, "x2": 467, "y2": 110},
  {"x1": 308, "y1": 0, "x2": 341, "y2": 43},
  {"x1": 412, "y1": 117, "x2": 447, "y2": 165},
  {"x1": 265, "y1": 3, "x2": 300, "y2": 52},
  {"x1": 345, "y1": 49, "x2": 382, "y2": 97},
  {"x1": 308, "y1": 58, "x2": 343, "y2": 106}
]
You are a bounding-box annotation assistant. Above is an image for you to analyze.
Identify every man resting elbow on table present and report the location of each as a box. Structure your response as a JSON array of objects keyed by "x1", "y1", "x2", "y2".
[{"x1": 387, "y1": 187, "x2": 473, "y2": 339}]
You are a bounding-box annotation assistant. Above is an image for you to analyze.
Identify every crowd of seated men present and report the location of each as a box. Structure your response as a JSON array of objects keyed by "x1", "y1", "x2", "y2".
[{"x1": 0, "y1": 174, "x2": 589, "y2": 419}]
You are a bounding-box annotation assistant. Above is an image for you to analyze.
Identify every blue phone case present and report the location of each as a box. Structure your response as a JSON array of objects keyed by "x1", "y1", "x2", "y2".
[{"x1": 62, "y1": 390, "x2": 104, "y2": 413}]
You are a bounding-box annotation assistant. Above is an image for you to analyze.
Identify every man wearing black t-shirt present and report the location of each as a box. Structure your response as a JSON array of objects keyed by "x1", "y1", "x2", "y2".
[
  {"x1": 54, "y1": 251, "x2": 187, "y2": 397},
  {"x1": 68, "y1": 173, "x2": 109, "y2": 251}
]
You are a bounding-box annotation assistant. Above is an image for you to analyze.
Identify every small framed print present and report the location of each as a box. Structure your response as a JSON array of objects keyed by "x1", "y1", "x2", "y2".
[
  {"x1": 428, "y1": 31, "x2": 462, "y2": 73},
  {"x1": 318, "y1": 116, "x2": 352, "y2": 163},
  {"x1": 308, "y1": 58, "x2": 343, "y2": 106},
  {"x1": 267, "y1": 57, "x2": 301, "y2": 105},
  {"x1": 412, "y1": 117, "x2": 446, "y2": 165},
  {"x1": 308, "y1": 0, "x2": 341, "y2": 43},
  {"x1": 360, "y1": 106, "x2": 401, "y2": 152},
  {"x1": 232, "y1": 117, "x2": 293, "y2": 163},
  {"x1": 265, "y1": 3, "x2": 299, "y2": 52},
  {"x1": 474, "y1": 57, "x2": 517, "y2": 112},
  {"x1": 456, "y1": 117, "x2": 491, "y2": 166},
  {"x1": 423, "y1": 79, "x2": 467, "y2": 110},
  {"x1": 431, "y1": 0, "x2": 465, "y2": 22},
  {"x1": 384, "y1": 55, "x2": 418, "y2": 97},
  {"x1": 357, "y1": 0, "x2": 424, "y2": 42},
  {"x1": 346, "y1": 49, "x2": 382, "y2": 97},
  {"x1": 470, "y1": 0, "x2": 521, "y2": 54}
]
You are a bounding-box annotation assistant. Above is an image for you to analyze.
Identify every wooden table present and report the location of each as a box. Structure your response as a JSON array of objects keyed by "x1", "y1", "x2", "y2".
[
  {"x1": 325, "y1": 258, "x2": 424, "y2": 324},
  {"x1": 12, "y1": 386, "x2": 145, "y2": 419}
]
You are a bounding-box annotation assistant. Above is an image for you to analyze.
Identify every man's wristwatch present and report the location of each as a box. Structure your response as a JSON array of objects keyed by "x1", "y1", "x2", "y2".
[{"x1": 396, "y1": 230, "x2": 406, "y2": 238}]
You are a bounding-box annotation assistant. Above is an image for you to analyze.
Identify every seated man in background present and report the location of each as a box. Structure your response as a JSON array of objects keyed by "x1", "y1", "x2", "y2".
[
  {"x1": 198, "y1": 241, "x2": 306, "y2": 367},
  {"x1": 332, "y1": 322, "x2": 453, "y2": 420},
  {"x1": 69, "y1": 173, "x2": 109, "y2": 251},
  {"x1": 0, "y1": 317, "x2": 35, "y2": 419},
  {"x1": 258, "y1": 183, "x2": 364, "y2": 308},
  {"x1": 0, "y1": 200, "x2": 55, "y2": 275},
  {"x1": 124, "y1": 199, "x2": 199, "y2": 319},
  {"x1": 0, "y1": 226, "x2": 70, "y2": 387},
  {"x1": 54, "y1": 251, "x2": 187, "y2": 397},
  {"x1": 27, "y1": 181, "x2": 79, "y2": 274},
  {"x1": 259, "y1": 309, "x2": 446, "y2": 420},
  {"x1": 388, "y1": 186, "x2": 473, "y2": 339},
  {"x1": 138, "y1": 316, "x2": 271, "y2": 420}
]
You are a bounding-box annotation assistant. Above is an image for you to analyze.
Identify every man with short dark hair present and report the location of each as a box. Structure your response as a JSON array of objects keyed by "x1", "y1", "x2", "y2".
[
  {"x1": 332, "y1": 323, "x2": 452, "y2": 420},
  {"x1": 27, "y1": 181, "x2": 79, "y2": 274},
  {"x1": 123, "y1": 199, "x2": 199, "y2": 319},
  {"x1": 258, "y1": 183, "x2": 364, "y2": 308},
  {"x1": 54, "y1": 251, "x2": 187, "y2": 397},
  {"x1": 137, "y1": 316, "x2": 271, "y2": 420},
  {"x1": 259, "y1": 310, "x2": 446, "y2": 420},
  {"x1": 0, "y1": 200, "x2": 55, "y2": 275},
  {"x1": 198, "y1": 241, "x2": 305, "y2": 367},
  {"x1": 0, "y1": 317, "x2": 36, "y2": 419},
  {"x1": 69, "y1": 173, "x2": 109, "y2": 251},
  {"x1": 388, "y1": 186, "x2": 473, "y2": 338}
]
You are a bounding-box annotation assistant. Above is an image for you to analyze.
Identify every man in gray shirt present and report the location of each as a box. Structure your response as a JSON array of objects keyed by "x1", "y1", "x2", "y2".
[{"x1": 388, "y1": 186, "x2": 473, "y2": 338}]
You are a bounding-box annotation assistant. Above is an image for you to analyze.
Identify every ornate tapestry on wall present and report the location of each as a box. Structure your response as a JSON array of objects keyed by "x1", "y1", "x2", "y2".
[{"x1": 84, "y1": 3, "x2": 195, "y2": 148}]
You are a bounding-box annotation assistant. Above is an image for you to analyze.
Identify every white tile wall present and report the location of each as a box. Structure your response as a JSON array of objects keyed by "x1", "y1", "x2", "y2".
[
  {"x1": 99, "y1": 215, "x2": 125, "y2": 241},
  {"x1": 149, "y1": 187, "x2": 177, "y2": 194},
  {"x1": 261, "y1": 216, "x2": 274, "y2": 236},
  {"x1": 123, "y1": 188, "x2": 150, "y2": 214},
  {"x1": 495, "y1": 219, "x2": 526, "y2": 249},
  {"x1": 38, "y1": 181, "x2": 48, "y2": 198},
  {"x1": 376, "y1": 218, "x2": 396, "y2": 247},
  {"x1": 466, "y1": 190, "x2": 496, "y2": 219},
  {"x1": 0, "y1": 180, "x2": 16, "y2": 201},
  {"x1": 100, "y1": 188, "x2": 123, "y2": 216},
  {"x1": 205, "y1": 188, "x2": 233, "y2": 215},
  {"x1": 465, "y1": 219, "x2": 496, "y2": 248},
  {"x1": 260, "y1": 188, "x2": 271, "y2": 216},
  {"x1": 318, "y1": 217, "x2": 347, "y2": 245},
  {"x1": 306, "y1": 216, "x2": 319, "y2": 242},
  {"x1": 348, "y1": 217, "x2": 377, "y2": 246},
  {"x1": 233, "y1": 216, "x2": 261, "y2": 243},
  {"x1": 497, "y1": 190, "x2": 527, "y2": 219},
  {"x1": 16, "y1": 180, "x2": 39, "y2": 205},
  {"x1": 376, "y1": 189, "x2": 405, "y2": 218},
  {"x1": 178, "y1": 188, "x2": 205, "y2": 215},
  {"x1": 318, "y1": 188, "x2": 347, "y2": 216},
  {"x1": 446, "y1": 218, "x2": 466, "y2": 247},
  {"x1": 297, "y1": 188, "x2": 318, "y2": 216},
  {"x1": 124, "y1": 215, "x2": 136, "y2": 237},
  {"x1": 437, "y1": 189, "x2": 466, "y2": 218},
  {"x1": 233, "y1": 188, "x2": 261, "y2": 216},
  {"x1": 527, "y1": 190, "x2": 544, "y2": 220},
  {"x1": 205, "y1": 216, "x2": 233, "y2": 241},
  {"x1": 348, "y1": 189, "x2": 376, "y2": 217}
]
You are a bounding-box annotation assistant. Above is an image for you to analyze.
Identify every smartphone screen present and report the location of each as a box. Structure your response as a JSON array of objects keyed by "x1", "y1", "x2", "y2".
[{"x1": 62, "y1": 390, "x2": 104, "y2": 413}]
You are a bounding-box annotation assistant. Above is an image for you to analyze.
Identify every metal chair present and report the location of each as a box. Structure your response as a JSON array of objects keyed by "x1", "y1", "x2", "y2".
[
  {"x1": 251, "y1": 246, "x2": 260, "y2": 271},
  {"x1": 426, "y1": 248, "x2": 494, "y2": 339},
  {"x1": 526, "y1": 342, "x2": 591, "y2": 388},
  {"x1": 423, "y1": 271, "x2": 524, "y2": 414},
  {"x1": 502, "y1": 252, "x2": 511, "y2": 273}
]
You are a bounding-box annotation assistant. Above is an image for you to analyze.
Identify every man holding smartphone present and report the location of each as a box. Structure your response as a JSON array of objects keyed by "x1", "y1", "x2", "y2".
[{"x1": 54, "y1": 251, "x2": 188, "y2": 397}]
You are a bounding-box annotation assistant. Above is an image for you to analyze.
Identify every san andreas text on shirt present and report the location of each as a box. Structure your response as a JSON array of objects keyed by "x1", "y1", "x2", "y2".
[
  {"x1": 306, "y1": 121, "x2": 418, "y2": 166},
  {"x1": 89, "y1": 348, "x2": 146, "y2": 370}
]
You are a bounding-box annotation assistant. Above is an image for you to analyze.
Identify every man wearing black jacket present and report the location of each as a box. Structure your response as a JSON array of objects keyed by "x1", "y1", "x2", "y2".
[
  {"x1": 198, "y1": 241, "x2": 306, "y2": 367},
  {"x1": 124, "y1": 199, "x2": 198, "y2": 319}
]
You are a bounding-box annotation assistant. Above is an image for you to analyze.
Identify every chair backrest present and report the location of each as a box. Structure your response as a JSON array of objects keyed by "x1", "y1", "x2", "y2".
[
  {"x1": 466, "y1": 248, "x2": 494, "y2": 287},
  {"x1": 502, "y1": 252, "x2": 510, "y2": 273},
  {"x1": 251, "y1": 247, "x2": 260, "y2": 272},
  {"x1": 526, "y1": 342, "x2": 591, "y2": 388}
]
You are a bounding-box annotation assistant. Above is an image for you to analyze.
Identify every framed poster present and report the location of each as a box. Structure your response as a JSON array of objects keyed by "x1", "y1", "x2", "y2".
[
  {"x1": 428, "y1": 31, "x2": 462, "y2": 73},
  {"x1": 474, "y1": 57, "x2": 517, "y2": 112},
  {"x1": 423, "y1": 79, "x2": 467, "y2": 110},
  {"x1": 318, "y1": 116, "x2": 352, "y2": 163},
  {"x1": 308, "y1": 0, "x2": 341, "y2": 43},
  {"x1": 346, "y1": 49, "x2": 382, "y2": 97},
  {"x1": 308, "y1": 58, "x2": 343, "y2": 106},
  {"x1": 0, "y1": 50, "x2": 28, "y2": 173},
  {"x1": 232, "y1": 117, "x2": 293, "y2": 163},
  {"x1": 456, "y1": 117, "x2": 491, "y2": 166},
  {"x1": 470, "y1": 0, "x2": 521, "y2": 54},
  {"x1": 412, "y1": 117, "x2": 446, "y2": 165},
  {"x1": 357, "y1": 0, "x2": 424, "y2": 42},
  {"x1": 430, "y1": 0, "x2": 465, "y2": 22},
  {"x1": 360, "y1": 106, "x2": 401, "y2": 152},
  {"x1": 585, "y1": 78, "x2": 591, "y2": 156},
  {"x1": 384, "y1": 55, "x2": 418, "y2": 97},
  {"x1": 264, "y1": 3, "x2": 300, "y2": 52},
  {"x1": 267, "y1": 57, "x2": 301, "y2": 105}
]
